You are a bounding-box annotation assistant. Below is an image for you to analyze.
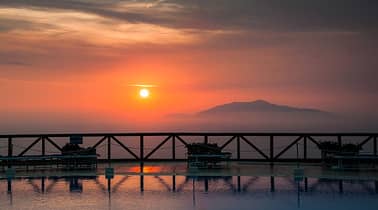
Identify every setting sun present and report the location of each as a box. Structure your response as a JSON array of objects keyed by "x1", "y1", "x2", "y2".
[{"x1": 139, "y1": 88, "x2": 150, "y2": 98}]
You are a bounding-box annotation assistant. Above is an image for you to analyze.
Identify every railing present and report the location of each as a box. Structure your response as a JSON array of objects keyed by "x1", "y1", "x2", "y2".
[{"x1": 0, "y1": 133, "x2": 377, "y2": 163}]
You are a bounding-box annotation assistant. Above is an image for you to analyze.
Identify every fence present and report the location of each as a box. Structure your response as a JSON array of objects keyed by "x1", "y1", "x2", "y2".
[{"x1": 1, "y1": 132, "x2": 377, "y2": 163}]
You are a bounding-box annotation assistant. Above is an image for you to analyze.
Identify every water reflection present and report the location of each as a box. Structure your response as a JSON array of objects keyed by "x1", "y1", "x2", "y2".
[
  {"x1": 1, "y1": 175, "x2": 378, "y2": 210},
  {"x1": 2, "y1": 175, "x2": 378, "y2": 194}
]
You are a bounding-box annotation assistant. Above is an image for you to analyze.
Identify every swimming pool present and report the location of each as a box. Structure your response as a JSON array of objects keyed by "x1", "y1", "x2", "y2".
[{"x1": 1, "y1": 174, "x2": 377, "y2": 210}]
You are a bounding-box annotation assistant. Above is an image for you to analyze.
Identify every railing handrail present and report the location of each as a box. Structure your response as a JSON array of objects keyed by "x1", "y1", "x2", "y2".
[{"x1": 0, "y1": 132, "x2": 377, "y2": 138}]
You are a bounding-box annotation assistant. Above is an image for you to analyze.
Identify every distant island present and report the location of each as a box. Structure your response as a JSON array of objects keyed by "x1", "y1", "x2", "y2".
[
  {"x1": 198, "y1": 100, "x2": 327, "y2": 116},
  {"x1": 165, "y1": 100, "x2": 337, "y2": 131}
]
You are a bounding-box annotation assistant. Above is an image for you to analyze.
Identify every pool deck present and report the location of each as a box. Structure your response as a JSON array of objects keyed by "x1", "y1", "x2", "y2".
[{"x1": 1, "y1": 161, "x2": 378, "y2": 180}]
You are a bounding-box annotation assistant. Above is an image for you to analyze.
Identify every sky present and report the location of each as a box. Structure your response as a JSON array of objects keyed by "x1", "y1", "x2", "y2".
[{"x1": 1, "y1": 0, "x2": 378, "y2": 132}]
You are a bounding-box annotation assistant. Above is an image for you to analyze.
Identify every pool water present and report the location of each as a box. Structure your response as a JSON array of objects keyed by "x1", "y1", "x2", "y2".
[{"x1": 1, "y1": 175, "x2": 377, "y2": 210}]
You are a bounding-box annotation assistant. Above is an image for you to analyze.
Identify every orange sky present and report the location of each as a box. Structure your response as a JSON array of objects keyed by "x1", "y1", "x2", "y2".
[{"x1": 1, "y1": 1, "x2": 378, "y2": 132}]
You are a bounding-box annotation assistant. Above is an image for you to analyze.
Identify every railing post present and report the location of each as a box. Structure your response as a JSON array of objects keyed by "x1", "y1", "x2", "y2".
[
  {"x1": 7, "y1": 137, "x2": 13, "y2": 168},
  {"x1": 140, "y1": 135, "x2": 144, "y2": 166},
  {"x1": 172, "y1": 135, "x2": 176, "y2": 160},
  {"x1": 8, "y1": 137, "x2": 13, "y2": 157},
  {"x1": 303, "y1": 136, "x2": 307, "y2": 160},
  {"x1": 270, "y1": 136, "x2": 274, "y2": 165},
  {"x1": 42, "y1": 136, "x2": 46, "y2": 156},
  {"x1": 204, "y1": 135, "x2": 208, "y2": 144},
  {"x1": 337, "y1": 135, "x2": 342, "y2": 151},
  {"x1": 236, "y1": 136, "x2": 241, "y2": 160},
  {"x1": 140, "y1": 135, "x2": 144, "y2": 192},
  {"x1": 107, "y1": 136, "x2": 111, "y2": 161}
]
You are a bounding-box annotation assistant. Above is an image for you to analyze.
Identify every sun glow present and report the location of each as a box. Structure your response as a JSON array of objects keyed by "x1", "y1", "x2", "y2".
[{"x1": 139, "y1": 88, "x2": 150, "y2": 98}]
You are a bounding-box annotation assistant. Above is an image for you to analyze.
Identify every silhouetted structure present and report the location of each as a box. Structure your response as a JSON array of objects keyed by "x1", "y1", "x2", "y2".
[
  {"x1": 317, "y1": 141, "x2": 378, "y2": 169},
  {"x1": 59, "y1": 143, "x2": 98, "y2": 169},
  {"x1": 186, "y1": 143, "x2": 231, "y2": 168}
]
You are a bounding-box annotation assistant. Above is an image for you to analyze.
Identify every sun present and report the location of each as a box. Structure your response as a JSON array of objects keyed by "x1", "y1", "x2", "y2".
[{"x1": 139, "y1": 88, "x2": 150, "y2": 98}]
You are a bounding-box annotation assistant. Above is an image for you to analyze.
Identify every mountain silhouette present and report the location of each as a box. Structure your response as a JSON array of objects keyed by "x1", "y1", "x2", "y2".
[
  {"x1": 198, "y1": 100, "x2": 326, "y2": 115},
  {"x1": 163, "y1": 100, "x2": 378, "y2": 132}
]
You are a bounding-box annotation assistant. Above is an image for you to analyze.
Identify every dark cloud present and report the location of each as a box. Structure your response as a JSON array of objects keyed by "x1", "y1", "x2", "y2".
[
  {"x1": 0, "y1": 51, "x2": 33, "y2": 68},
  {"x1": 0, "y1": 16, "x2": 58, "y2": 32},
  {"x1": 0, "y1": 60, "x2": 29, "y2": 66},
  {"x1": 0, "y1": 18, "x2": 39, "y2": 32},
  {"x1": 1, "y1": 0, "x2": 378, "y2": 32},
  {"x1": 0, "y1": 0, "x2": 170, "y2": 27},
  {"x1": 167, "y1": 0, "x2": 378, "y2": 32}
]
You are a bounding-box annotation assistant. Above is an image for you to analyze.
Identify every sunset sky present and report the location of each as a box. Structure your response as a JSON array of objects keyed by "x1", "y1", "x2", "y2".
[{"x1": 1, "y1": 0, "x2": 378, "y2": 132}]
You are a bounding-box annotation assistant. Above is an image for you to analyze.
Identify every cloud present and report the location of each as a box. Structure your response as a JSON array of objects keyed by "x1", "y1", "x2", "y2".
[
  {"x1": 1, "y1": 0, "x2": 378, "y2": 33},
  {"x1": 2, "y1": 0, "x2": 378, "y2": 51},
  {"x1": 0, "y1": 60, "x2": 29, "y2": 66},
  {"x1": 0, "y1": 18, "x2": 43, "y2": 32},
  {"x1": 0, "y1": 0, "x2": 171, "y2": 27},
  {"x1": 1, "y1": 0, "x2": 377, "y2": 112},
  {"x1": 164, "y1": 0, "x2": 378, "y2": 33}
]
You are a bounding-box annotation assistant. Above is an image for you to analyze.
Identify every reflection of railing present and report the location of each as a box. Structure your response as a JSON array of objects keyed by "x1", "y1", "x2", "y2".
[
  {"x1": 0, "y1": 133, "x2": 377, "y2": 164},
  {"x1": 2, "y1": 175, "x2": 378, "y2": 195}
]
